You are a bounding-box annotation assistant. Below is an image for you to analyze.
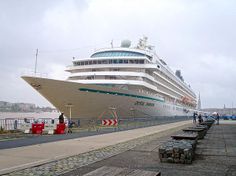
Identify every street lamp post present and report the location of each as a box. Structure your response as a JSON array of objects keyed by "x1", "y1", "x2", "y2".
[{"x1": 65, "y1": 104, "x2": 74, "y2": 121}]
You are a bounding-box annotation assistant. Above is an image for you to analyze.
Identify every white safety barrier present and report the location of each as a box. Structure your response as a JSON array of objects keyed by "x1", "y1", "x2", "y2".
[
  {"x1": 43, "y1": 123, "x2": 57, "y2": 135},
  {"x1": 20, "y1": 123, "x2": 32, "y2": 134}
]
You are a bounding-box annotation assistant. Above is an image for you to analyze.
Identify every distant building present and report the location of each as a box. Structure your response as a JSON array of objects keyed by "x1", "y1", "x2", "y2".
[
  {"x1": 17, "y1": 103, "x2": 36, "y2": 112},
  {"x1": 0, "y1": 101, "x2": 11, "y2": 107},
  {"x1": 0, "y1": 101, "x2": 55, "y2": 112},
  {"x1": 202, "y1": 108, "x2": 236, "y2": 116}
]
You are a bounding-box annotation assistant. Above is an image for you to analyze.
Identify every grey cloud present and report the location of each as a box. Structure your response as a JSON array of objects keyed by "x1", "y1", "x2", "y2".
[{"x1": 0, "y1": 0, "x2": 235, "y2": 108}]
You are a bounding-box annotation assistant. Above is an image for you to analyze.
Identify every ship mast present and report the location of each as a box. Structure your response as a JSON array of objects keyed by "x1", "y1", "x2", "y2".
[{"x1": 34, "y1": 49, "x2": 38, "y2": 74}]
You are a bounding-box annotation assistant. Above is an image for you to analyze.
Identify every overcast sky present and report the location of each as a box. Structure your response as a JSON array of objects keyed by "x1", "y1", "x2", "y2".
[{"x1": 0, "y1": 0, "x2": 235, "y2": 108}]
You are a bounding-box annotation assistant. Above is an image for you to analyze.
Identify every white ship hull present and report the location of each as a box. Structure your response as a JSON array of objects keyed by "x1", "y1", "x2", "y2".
[{"x1": 22, "y1": 76, "x2": 193, "y2": 122}]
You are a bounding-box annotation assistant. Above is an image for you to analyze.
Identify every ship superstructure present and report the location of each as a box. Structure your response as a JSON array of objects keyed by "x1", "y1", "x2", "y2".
[{"x1": 22, "y1": 37, "x2": 197, "y2": 122}]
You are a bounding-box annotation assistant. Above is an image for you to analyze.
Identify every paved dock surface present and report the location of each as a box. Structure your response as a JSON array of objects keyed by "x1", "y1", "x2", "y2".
[
  {"x1": 1, "y1": 120, "x2": 235, "y2": 176},
  {"x1": 0, "y1": 120, "x2": 191, "y2": 175},
  {"x1": 62, "y1": 121, "x2": 236, "y2": 176}
]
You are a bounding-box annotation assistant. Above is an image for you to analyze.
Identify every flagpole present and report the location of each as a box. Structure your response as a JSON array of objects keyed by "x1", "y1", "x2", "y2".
[{"x1": 34, "y1": 49, "x2": 38, "y2": 75}]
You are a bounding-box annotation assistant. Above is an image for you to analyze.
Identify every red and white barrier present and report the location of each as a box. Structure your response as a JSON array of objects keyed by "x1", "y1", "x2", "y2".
[{"x1": 102, "y1": 119, "x2": 118, "y2": 126}]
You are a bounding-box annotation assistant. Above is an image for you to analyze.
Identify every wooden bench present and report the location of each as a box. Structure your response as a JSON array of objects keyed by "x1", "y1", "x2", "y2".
[{"x1": 84, "y1": 166, "x2": 161, "y2": 176}]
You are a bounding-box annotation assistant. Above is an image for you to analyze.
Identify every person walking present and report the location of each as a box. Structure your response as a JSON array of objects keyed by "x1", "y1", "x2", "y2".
[
  {"x1": 193, "y1": 112, "x2": 197, "y2": 124},
  {"x1": 68, "y1": 120, "x2": 73, "y2": 133},
  {"x1": 198, "y1": 113, "x2": 203, "y2": 124},
  {"x1": 59, "y1": 112, "x2": 64, "y2": 124},
  {"x1": 216, "y1": 113, "x2": 220, "y2": 125}
]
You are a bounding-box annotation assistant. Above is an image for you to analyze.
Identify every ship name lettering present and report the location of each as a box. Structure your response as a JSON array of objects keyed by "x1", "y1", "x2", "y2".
[
  {"x1": 134, "y1": 101, "x2": 145, "y2": 106},
  {"x1": 145, "y1": 102, "x2": 154, "y2": 107}
]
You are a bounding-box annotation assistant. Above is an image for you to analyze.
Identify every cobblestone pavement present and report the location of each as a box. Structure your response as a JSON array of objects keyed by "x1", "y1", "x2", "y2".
[
  {"x1": 2, "y1": 124, "x2": 187, "y2": 176},
  {"x1": 62, "y1": 123, "x2": 236, "y2": 176}
]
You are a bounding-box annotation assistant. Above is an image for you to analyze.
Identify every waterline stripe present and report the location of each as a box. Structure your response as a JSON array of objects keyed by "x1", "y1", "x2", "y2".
[{"x1": 79, "y1": 88, "x2": 164, "y2": 102}]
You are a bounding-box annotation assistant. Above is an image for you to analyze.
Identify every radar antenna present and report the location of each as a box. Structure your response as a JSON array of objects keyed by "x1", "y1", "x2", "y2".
[
  {"x1": 110, "y1": 39, "x2": 113, "y2": 48},
  {"x1": 137, "y1": 36, "x2": 154, "y2": 51},
  {"x1": 137, "y1": 36, "x2": 147, "y2": 49}
]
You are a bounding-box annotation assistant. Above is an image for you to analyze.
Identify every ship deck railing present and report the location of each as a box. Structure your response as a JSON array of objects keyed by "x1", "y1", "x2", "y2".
[{"x1": 21, "y1": 70, "x2": 48, "y2": 78}]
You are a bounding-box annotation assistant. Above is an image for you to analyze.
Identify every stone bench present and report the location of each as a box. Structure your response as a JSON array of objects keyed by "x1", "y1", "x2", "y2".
[
  {"x1": 159, "y1": 140, "x2": 195, "y2": 164},
  {"x1": 200, "y1": 120, "x2": 214, "y2": 128},
  {"x1": 195, "y1": 125, "x2": 208, "y2": 130},
  {"x1": 171, "y1": 132, "x2": 199, "y2": 141},
  {"x1": 182, "y1": 128, "x2": 206, "y2": 139},
  {"x1": 171, "y1": 132, "x2": 198, "y2": 151},
  {"x1": 84, "y1": 166, "x2": 161, "y2": 176}
]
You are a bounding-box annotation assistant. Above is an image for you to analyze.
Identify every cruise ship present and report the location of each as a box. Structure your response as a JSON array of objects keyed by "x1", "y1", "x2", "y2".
[{"x1": 22, "y1": 37, "x2": 197, "y2": 124}]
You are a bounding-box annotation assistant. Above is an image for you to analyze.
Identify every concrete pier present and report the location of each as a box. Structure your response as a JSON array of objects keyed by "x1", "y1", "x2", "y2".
[
  {"x1": 63, "y1": 121, "x2": 236, "y2": 176},
  {"x1": 0, "y1": 120, "x2": 235, "y2": 176},
  {"x1": 0, "y1": 120, "x2": 191, "y2": 175}
]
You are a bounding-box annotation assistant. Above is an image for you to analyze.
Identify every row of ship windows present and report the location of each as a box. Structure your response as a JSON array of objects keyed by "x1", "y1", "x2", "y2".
[
  {"x1": 80, "y1": 76, "x2": 194, "y2": 107},
  {"x1": 91, "y1": 51, "x2": 145, "y2": 58},
  {"x1": 85, "y1": 76, "x2": 116, "y2": 80},
  {"x1": 156, "y1": 70, "x2": 194, "y2": 98},
  {"x1": 73, "y1": 59, "x2": 145, "y2": 66},
  {"x1": 73, "y1": 70, "x2": 192, "y2": 102},
  {"x1": 163, "y1": 105, "x2": 183, "y2": 111},
  {"x1": 75, "y1": 76, "x2": 138, "y2": 80},
  {"x1": 143, "y1": 77, "x2": 181, "y2": 98},
  {"x1": 74, "y1": 73, "x2": 183, "y2": 99}
]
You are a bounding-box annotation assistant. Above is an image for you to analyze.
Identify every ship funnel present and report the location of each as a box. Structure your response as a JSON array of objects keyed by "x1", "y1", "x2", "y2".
[
  {"x1": 121, "y1": 40, "x2": 131, "y2": 48},
  {"x1": 175, "y1": 70, "x2": 184, "y2": 81}
]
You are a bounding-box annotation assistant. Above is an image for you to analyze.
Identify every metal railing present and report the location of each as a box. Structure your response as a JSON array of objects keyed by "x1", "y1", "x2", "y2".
[
  {"x1": 73, "y1": 116, "x2": 191, "y2": 132},
  {"x1": 21, "y1": 69, "x2": 48, "y2": 78},
  {"x1": 0, "y1": 118, "x2": 64, "y2": 131},
  {"x1": 0, "y1": 118, "x2": 34, "y2": 131},
  {"x1": 0, "y1": 116, "x2": 190, "y2": 133}
]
